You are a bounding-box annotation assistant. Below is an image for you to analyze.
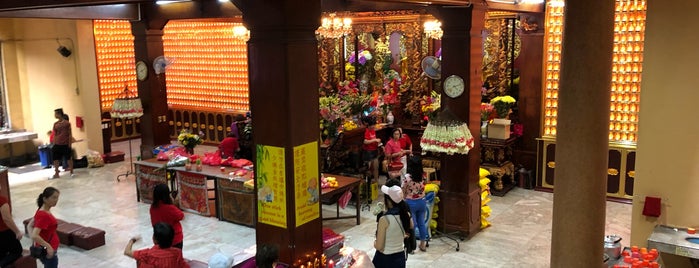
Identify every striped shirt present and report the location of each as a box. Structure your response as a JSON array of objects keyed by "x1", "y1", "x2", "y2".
[{"x1": 133, "y1": 245, "x2": 190, "y2": 268}]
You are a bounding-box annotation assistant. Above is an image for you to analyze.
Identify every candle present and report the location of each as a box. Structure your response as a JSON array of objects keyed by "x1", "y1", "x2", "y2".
[
  {"x1": 328, "y1": 260, "x2": 334, "y2": 268},
  {"x1": 688, "y1": 227, "x2": 696, "y2": 234}
]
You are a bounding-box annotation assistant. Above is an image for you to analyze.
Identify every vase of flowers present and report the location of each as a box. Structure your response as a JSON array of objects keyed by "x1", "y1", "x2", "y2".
[
  {"x1": 489, "y1": 95, "x2": 516, "y2": 119},
  {"x1": 178, "y1": 129, "x2": 202, "y2": 155},
  {"x1": 487, "y1": 95, "x2": 516, "y2": 139},
  {"x1": 480, "y1": 103, "x2": 495, "y2": 138}
]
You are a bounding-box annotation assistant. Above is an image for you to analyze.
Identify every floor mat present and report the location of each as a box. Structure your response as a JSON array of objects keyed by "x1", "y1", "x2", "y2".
[{"x1": 8, "y1": 162, "x2": 49, "y2": 174}]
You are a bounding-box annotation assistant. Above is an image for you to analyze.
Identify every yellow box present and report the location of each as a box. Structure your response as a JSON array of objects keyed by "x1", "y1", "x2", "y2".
[{"x1": 370, "y1": 182, "x2": 378, "y2": 201}]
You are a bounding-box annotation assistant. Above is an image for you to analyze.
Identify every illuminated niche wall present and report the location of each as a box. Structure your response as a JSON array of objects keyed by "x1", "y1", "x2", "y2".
[
  {"x1": 163, "y1": 21, "x2": 249, "y2": 111},
  {"x1": 542, "y1": 0, "x2": 646, "y2": 144},
  {"x1": 94, "y1": 20, "x2": 249, "y2": 112},
  {"x1": 94, "y1": 20, "x2": 137, "y2": 111}
]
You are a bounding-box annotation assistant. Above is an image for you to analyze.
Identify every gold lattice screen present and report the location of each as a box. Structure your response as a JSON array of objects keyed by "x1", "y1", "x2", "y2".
[
  {"x1": 543, "y1": 0, "x2": 646, "y2": 144},
  {"x1": 94, "y1": 20, "x2": 250, "y2": 113}
]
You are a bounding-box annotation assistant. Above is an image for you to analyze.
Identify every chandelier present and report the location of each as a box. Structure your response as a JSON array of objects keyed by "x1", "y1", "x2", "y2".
[
  {"x1": 424, "y1": 20, "x2": 443, "y2": 40},
  {"x1": 316, "y1": 13, "x2": 352, "y2": 39}
]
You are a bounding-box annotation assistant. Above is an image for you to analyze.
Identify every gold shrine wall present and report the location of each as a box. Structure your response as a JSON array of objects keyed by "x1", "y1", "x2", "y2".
[{"x1": 536, "y1": 0, "x2": 647, "y2": 200}]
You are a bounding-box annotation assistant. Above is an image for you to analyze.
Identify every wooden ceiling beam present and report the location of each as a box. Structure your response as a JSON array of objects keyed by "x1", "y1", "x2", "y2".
[
  {"x1": 0, "y1": 4, "x2": 139, "y2": 20},
  {"x1": 0, "y1": 0, "x2": 146, "y2": 12}
]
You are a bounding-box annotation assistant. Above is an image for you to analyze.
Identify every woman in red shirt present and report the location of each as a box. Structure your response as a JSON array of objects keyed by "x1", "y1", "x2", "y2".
[
  {"x1": 150, "y1": 184, "x2": 185, "y2": 249},
  {"x1": 219, "y1": 132, "x2": 240, "y2": 159},
  {"x1": 384, "y1": 128, "x2": 408, "y2": 180},
  {"x1": 31, "y1": 187, "x2": 60, "y2": 268}
]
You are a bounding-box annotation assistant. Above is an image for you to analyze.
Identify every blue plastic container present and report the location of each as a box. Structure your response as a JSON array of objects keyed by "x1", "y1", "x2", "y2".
[{"x1": 38, "y1": 144, "x2": 52, "y2": 168}]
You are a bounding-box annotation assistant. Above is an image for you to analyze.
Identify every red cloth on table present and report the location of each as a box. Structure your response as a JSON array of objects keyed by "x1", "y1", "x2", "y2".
[
  {"x1": 642, "y1": 196, "x2": 661, "y2": 217},
  {"x1": 150, "y1": 204, "x2": 185, "y2": 246}
]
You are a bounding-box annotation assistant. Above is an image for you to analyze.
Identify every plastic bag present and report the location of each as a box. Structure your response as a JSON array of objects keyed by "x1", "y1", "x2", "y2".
[
  {"x1": 208, "y1": 251, "x2": 234, "y2": 268},
  {"x1": 152, "y1": 144, "x2": 178, "y2": 155},
  {"x1": 156, "y1": 151, "x2": 169, "y2": 161},
  {"x1": 203, "y1": 152, "x2": 221, "y2": 166},
  {"x1": 221, "y1": 157, "x2": 235, "y2": 167},
  {"x1": 86, "y1": 150, "x2": 104, "y2": 168},
  {"x1": 230, "y1": 159, "x2": 253, "y2": 168},
  {"x1": 338, "y1": 190, "x2": 352, "y2": 209}
]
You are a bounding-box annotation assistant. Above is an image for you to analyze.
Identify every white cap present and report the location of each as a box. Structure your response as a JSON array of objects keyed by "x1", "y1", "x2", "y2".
[{"x1": 381, "y1": 185, "x2": 403, "y2": 203}]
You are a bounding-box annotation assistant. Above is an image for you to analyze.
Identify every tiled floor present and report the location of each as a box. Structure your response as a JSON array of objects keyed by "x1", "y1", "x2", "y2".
[{"x1": 5, "y1": 141, "x2": 631, "y2": 267}]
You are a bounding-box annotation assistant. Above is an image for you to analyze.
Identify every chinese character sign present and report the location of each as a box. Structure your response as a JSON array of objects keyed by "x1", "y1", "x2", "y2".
[
  {"x1": 294, "y1": 141, "x2": 320, "y2": 227},
  {"x1": 256, "y1": 144, "x2": 287, "y2": 228}
]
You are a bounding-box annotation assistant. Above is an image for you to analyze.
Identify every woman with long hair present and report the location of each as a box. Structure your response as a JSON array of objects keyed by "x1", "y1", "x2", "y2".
[
  {"x1": 31, "y1": 187, "x2": 60, "y2": 268},
  {"x1": 373, "y1": 180, "x2": 412, "y2": 268},
  {"x1": 150, "y1": 184, "x2": 185, "y2": 249},
  {"x1": 402, "y1": 156, "x2": 428, "y2": 252}
]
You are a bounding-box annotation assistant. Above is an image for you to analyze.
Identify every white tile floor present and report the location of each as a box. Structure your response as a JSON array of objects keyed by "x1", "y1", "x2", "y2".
[{"x1": 5, "y1": 141, "x2": 631, "y2": 267}]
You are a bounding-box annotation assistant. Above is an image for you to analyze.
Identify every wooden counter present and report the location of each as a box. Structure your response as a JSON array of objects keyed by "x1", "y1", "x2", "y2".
[{"x1": 320, "y1": 174, "x2": 361, "y2": 225}]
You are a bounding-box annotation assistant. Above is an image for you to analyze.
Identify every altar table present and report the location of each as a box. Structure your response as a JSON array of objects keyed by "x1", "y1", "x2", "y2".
[{"x1": 320, "y1": 174, "x2": 362, "y2": 225}]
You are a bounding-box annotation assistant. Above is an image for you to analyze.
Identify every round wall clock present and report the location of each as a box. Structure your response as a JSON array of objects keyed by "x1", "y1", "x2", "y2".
[
  {"x1": 136, "y1": 61, "x2": 148, "y2": 81},
  {"x1": 443, "y1": 75, "x2": 465, "y2": 98}
]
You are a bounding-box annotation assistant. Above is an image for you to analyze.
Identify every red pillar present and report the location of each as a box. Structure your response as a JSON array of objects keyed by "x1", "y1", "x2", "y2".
[
  {"x1": 131, "y1": 20, "x2": 171, "y2": 159},
  {"x1": 234, "y1": 0, "x2": 323, "y2": 265},
  {"x1": 430, "y1": 3, "x2": 484, "y2": 237}
]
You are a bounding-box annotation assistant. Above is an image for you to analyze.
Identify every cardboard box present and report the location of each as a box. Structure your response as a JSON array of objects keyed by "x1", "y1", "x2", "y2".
[{"x1": 487, "y1": 119, "x2": 511, "y2": 139}]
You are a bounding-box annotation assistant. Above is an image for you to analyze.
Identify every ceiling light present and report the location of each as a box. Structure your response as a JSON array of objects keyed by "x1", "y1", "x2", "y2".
[{"x1": 156, "y1": 0, "x2": 190, "y2": 5}]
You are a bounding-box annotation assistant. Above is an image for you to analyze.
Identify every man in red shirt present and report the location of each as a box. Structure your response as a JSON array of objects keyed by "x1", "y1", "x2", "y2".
[
  {"x1": 124, "y1": 222, "x2": 190, "y2": 268},
  {"x1": 361, "y1": 116, "x2": 381, "y2": 187},
  {"x1": 51, "y1": 108, "x2": 73, "y2": 179},
  {"x1": 0, "y1": 188, "x2": 23, "y2": 267}
]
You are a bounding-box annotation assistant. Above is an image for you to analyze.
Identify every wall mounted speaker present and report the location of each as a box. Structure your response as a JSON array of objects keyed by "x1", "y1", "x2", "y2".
[{"x1": 57, "y1": 46, "x2": 72, "y2": 57}]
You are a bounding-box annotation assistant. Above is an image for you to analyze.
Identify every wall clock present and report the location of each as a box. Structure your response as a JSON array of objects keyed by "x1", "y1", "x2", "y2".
[
  {"x1": 443, "y1": 75, "x2": 465, "y2": 98},
  {"x1": 136, "y1": 61, "x2": 148, "y2": 81}
]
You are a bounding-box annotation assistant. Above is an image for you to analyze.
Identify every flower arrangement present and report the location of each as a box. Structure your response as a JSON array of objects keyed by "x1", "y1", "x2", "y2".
[
  {"x1": 489, "y1": 95, "x2": 516, "y2": 118},
  {"x1": 338, "y1": 81, "x2": 371, "y2": 116},
  {"x1": 178, "y1": 129, "x2": 203, "y2": 152},
  {"x1": 480, "y1": 103, "x2": 495, "y2": 122},
  {"x1": 348, "y1": 50, "x2": 373, "y2": 65},
  {"x1": 420, "y1": 91, "x2": 441, "y2": 121},
  {"x1": 346, "y1": 49, "x2": 375, "y2": 82},
  {"x1": 319, "y1": 95, "x2": 343, "y2": 139},
  {"x1": 318, "y1": 80, "x2": 373, "y2": 139}
]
